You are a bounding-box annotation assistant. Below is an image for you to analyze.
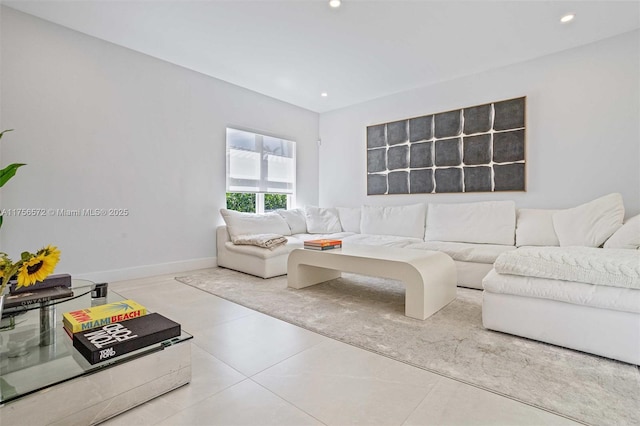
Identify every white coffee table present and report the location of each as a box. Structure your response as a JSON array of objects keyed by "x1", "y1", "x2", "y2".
[{"x1": 287, "y1": 244, "x2": 457, "y2": 320}]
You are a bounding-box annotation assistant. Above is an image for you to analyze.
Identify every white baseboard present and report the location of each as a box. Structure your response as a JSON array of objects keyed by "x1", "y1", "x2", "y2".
[{"x1": 73, "y1": 257, "x2": 217, "y2": 283}]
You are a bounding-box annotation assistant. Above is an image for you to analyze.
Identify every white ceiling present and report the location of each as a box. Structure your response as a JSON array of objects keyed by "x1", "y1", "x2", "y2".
[{"x1": 3, "y1": 0, "x2": 639, "y2": 113}]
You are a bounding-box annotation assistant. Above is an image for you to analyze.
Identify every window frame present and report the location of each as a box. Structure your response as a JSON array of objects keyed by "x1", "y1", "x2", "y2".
[{"x1": 225, "y1": 127, "x2": 296, "y2": 214}]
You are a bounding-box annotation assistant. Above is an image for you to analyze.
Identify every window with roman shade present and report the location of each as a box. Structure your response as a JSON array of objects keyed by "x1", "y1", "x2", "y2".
[{"x1": 226, "y1": 127, "x2": 295, "y2": 213}]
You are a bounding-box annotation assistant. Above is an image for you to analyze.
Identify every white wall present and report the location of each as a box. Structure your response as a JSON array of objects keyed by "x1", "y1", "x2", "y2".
[
  {"x1": 0, "y1": 7, "x2": 319, "y2": 281},
  {"x1": 319, "y1": 30, "x2": 640, "y2": 217}
]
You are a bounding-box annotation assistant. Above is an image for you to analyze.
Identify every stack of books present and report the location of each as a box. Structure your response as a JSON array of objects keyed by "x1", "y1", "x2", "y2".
[
  {"x1": 9, "y1": 273, "x2": 72, "y2": 294},
  {"x1": 63, "y1": 300, "x2": 181, "y2": 364},
  {"x1": 3, "y1": 286, "x2": 74, "y2": 310},
  {"x1": 3, "y1": 273, "x2": 74, "y2": 312},
  {"x1": 304, "y1": 239, "x2": 342, "y2": 250}
]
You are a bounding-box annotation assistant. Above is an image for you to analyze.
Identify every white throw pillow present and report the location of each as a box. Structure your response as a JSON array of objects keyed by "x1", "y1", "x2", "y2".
[
  {"x1": 360, "y1": 204, "x2": 426, "y2": 239},
  {"x1": 276, "y1": 208, "x2": 307, "y2": 234},
  {"x1": 304, "y1": 206, "x2": 342, "y2": 234},
  {"x1": 220, "y1": 208, "x2": 291, "y2": 239},
  {"x1": 425, "y1": 201, "x2": 516, "y2": 245},
  {"x1": 337, "y1": 207, "x2": 361, "y2": 233},
  {"x1": 604, "y1": 214, "x2": 640, "y2": 249},
  {"x1": 552, "y1": 193, "x2": 625, "y2": 247},
  {"x1": 515, "y1": 209, "x2": 561, "y2": 247}
]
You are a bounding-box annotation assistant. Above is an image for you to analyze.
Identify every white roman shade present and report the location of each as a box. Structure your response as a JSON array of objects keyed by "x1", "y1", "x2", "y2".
[{"x1": 226, "y1": 128, "x2": 295, "y2": 194}]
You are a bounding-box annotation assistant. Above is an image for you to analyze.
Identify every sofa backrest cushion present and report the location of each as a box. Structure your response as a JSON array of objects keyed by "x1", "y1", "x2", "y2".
[
  {"x1": 361, "y1": 204, "x2": 426, "y2": 239},
  {"x1": 515, "y1": 208, "x2": 561, "y2": 247},
  {"x1": 604, "y1": 214, "x2": 639, "y2": 250},
  {"x1": 337, "y1": 207, "x2": 361, "y2": 233},
  {"x1": 220, "y1": 208, "x2": 292, "y2": 239},
  {"x1": 425, "y1": 201, "x2": 516, "y2": 245},
  {"x1": 552, "y1": 193, "x2": 624, "y2": 247},
  {"x1": 305, "y1": 206, "x2": 342, "y2": 233},
  {"x1": 276, "y1": 208, "x2": 307, "y2": 234}
]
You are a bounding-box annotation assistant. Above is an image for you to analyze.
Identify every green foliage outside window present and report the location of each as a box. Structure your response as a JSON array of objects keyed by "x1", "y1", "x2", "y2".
[
  {"x1": 226, "y1": 193, "x2": 256, "y2": 213},
  {"x1": 265, "y1": 194, "x2": 287, "y2": 211},
  {"x1": 226, "y1": 193, "x2": 288, "y2": 213}
]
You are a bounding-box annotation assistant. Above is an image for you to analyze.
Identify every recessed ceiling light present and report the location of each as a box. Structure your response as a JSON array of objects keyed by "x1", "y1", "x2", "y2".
[
  {"x1": 321, "y1": 92, "x2": 328, "y2": 97},
  {"x1": 560, "y1": 14, "x2": 575, "y2": 23},
  {"x1": 329, "y1": 0, "x2": 341, "y2": 8}
]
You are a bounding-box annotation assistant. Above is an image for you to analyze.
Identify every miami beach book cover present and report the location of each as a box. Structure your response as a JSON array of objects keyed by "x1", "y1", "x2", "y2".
[{"x1": 63, "y1": 299, "x2": 147, "y2": 333}]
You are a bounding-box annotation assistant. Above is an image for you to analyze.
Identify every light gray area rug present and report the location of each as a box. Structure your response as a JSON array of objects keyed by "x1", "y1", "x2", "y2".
[{"x1": 176, "y1": 268, "x2": 640, "y2": 426}]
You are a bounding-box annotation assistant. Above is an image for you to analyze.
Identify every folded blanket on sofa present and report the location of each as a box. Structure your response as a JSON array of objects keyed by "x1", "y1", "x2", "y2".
[
  {"x1": 231, "y1": 233, "x2": 288, "y2": 249},
  {"x1": 494, "y1": 246, "x2": 640, "y2": 289}
]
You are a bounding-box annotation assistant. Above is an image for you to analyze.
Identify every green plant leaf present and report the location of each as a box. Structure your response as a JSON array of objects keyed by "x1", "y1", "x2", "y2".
[
  {"x1": 0, "y1": 163, "x2": 26, "y2": 188},
  {"x1": 0, "y1": 215, "x2": 3, "y2": 229},
  {"x1": 0, "y1": 129, "x2": 14, "y2": 140}
]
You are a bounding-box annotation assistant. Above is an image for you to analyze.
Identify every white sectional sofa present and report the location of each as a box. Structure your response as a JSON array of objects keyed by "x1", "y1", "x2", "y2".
[
  {"x1": 218, "y1": 200, "x2": 518, "y2": 288},
  {"x1": 216, "y1": 193, "x2": 640, "y2": 364}
]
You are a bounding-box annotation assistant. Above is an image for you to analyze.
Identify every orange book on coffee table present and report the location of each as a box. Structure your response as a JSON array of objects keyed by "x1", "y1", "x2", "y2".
[{"x1": 303, "y1": 239, "x2": 342, "y2": 247}]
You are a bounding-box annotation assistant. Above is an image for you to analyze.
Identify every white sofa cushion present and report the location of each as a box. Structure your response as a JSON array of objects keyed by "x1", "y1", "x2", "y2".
[
  {"x1": 360, "y1": 204, "x2": 427, "y2": 239},
  {"x1": 604, "y1": 214, "x2": 640, "y2": 250},
  {"x1": 552, "y1": 193, "x2": 624, "y2": 247},
  {"x1": 276, "y1": 208, "x2": 307, "y2": 234},
  {"x1": 220, "y1": 208, "x2": 291, "y2": 239},
  {"x1": 494, "y1": 246, "x2": 640, "y2": 289},
  {"x1": 342, "y1": 233, "x2": 421, "y2": 248},
  {"x1": 425, "y1": 201, "x2": 516, "y2": 245},
  {"x1": 483, "y1": 269, "x2": 640, "y2": 314},
  {"x1": 292, "y1": 232, "x2": 355, "y2": 241},
  {"x1": 515, "y1": 209, "x2": 560, "y2": 247},
  {"x1": 305, "y1": 206, "x2": 342, "y2": 234},
  {"x1": 404, "y1": 241, "x2": 516, "y2": 264},
  {"x1": 337, "y1": 207, "x2": 361, "y2": 233}
]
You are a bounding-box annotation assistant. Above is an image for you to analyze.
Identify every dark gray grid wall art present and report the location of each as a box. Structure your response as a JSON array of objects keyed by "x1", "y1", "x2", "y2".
[{"x1": 366, "y1": 97, "x2": 526, "y2": 195}]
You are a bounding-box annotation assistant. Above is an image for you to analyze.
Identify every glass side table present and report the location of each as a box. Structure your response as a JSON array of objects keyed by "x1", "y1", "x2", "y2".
[{"x1": 0, "y1": 281, "x2": 193, "y2": 416}]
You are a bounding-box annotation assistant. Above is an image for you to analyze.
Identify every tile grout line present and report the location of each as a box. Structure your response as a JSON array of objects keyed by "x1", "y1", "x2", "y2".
[
  {"x1": 154, "y1": 379, "x2": 255, "y2": 426},
  {"x1": 190, "y1": 340, "x2": 253, "y2": 379},
  {"x1": 248, "y1": 338, "x2": 331, "y2": 378},
  {"x1": 397, "y1": 376, "x2": 446, "y2": 426},
  {"x1": 249, "y1": 378, "x2": 329, "y2": 426}
]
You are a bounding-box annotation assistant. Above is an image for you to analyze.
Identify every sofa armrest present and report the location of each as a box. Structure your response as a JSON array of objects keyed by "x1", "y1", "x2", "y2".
[{"x1": 217, "y1": 225, "x2": 231, "y2": 248}]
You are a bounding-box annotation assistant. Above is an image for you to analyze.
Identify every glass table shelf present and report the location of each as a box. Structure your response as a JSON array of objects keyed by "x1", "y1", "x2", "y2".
[
  {"x1": 1, "y1": 280, "x2": 96, "y2": 347},
  {"x1": 0, "y1": 281, "x2": 192, "y2": 405}
]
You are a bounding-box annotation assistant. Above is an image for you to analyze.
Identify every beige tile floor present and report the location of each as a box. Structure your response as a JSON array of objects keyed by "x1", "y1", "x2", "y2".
[{"x1": 101, "y1": 269, "x2": 579, "y2": 426}]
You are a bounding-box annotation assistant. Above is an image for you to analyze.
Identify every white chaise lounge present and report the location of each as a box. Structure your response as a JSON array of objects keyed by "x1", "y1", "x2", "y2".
[{"x1": 483, "y1": 247, "x2": 640, "y2": 365}]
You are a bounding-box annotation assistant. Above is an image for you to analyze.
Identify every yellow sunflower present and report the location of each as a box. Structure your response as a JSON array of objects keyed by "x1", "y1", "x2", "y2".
[
  {"x1": 37, "y1": 245, "x2": 61, "y2": 265},
  {"x1": 16, "y1": 246, "x2": 60, "y2": 288}
]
